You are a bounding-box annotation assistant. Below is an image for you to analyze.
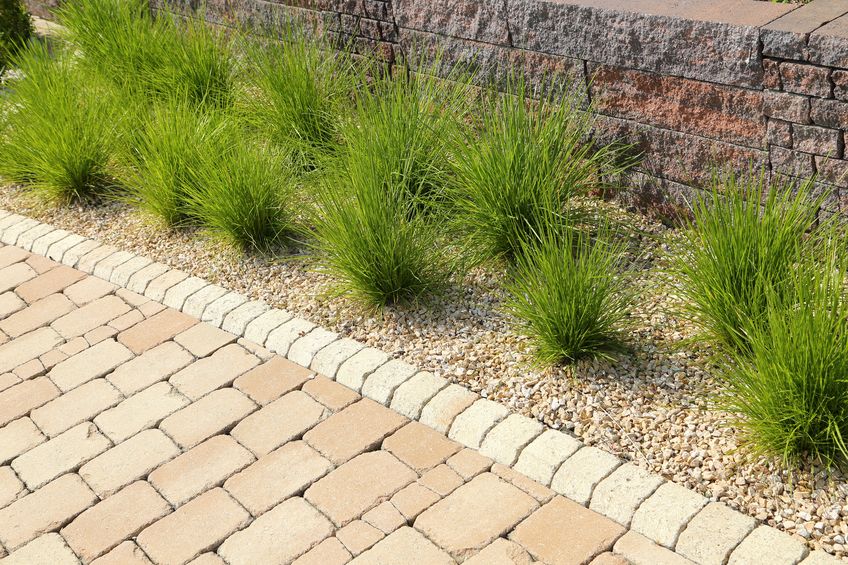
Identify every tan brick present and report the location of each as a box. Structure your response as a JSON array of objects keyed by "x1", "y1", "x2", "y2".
[
  {"x1": 0, "y1": 326, "x2": 63, "y2": 374},
  {"x1": 12, "y1": 422, "x2": 111, "y2": 490},
  {"x1": 117, "y1": 308, "x2": 197, "y2": 354},
  {"x1": 2, "y1": 533, "x2": 80, "y2": 565},
  {"x1": 59, "y1": 336, "x2": 88, "y2": 356},
  {"x1": 160, "y1": 388, "x2": 257, "y2": 449},
  {"x1": 52, "y1": 295, "x2": 131, "y2": 338},
  {"x1": 0, "y1": 246, "x2": 28, "y2": 269},
  {"x1": 446, "y1": 448, "x2": 493, "y2": 481},
  {"x1": 0, "y1": 473, "x2": 97, "y2": 550},
  {"x1": 31, "y1": 378, "x2": 123, "y2": 437},
  {"x1": 0, "y1": 291, "x2": 25, "y2": 318},
  {"x1": 61, "y1": 481, "x2": 171, "y2": 562},
  {"x1": 0, "y1": 418, "x2": 45, "y2": 465},
  {"x1": 390, "y1": 483, "x2": 441, "y2": 521},
  {"x1": 13, "y1": 358, "x2": 43, "y2": 380},
  {"x1": 218, "y1": 497, "x2": 333, "y2": 565},
  {"x1": 174, "y1": 323, "x2": 236, "y2": 357},
  {"x1": 293, "y1": 537, "x2": 352, "y2": 565},
  {"x1": 420, "y1": 465, "x2": 464, "y2": 497},
  {"x1": 304, "y1": 399, "x2": 407, "y2": 465},
  {"x1": 170, "y1": 344, "x2": 259, "y2": 400},
  {"x1": 24, "y1": 254, "x2": 59, "y2": 274},
  {"x1": 0, "y1": 372, "x2": 19, "y2": 393},
  {"x1": 15, "y1": 265, "x2": 86, "y2": 303},
  {"x1": 231, "y1": 390, "x2": 327, "y2": 456},
  {"x1": 590, "y1": 552, "x2": 629, "y2": 565},
  {"x1": 94, "y1": 382, "x2": 189, "y2": 443},
  {"x1": 303, "y1": 375, "x2": 361, "y2": 412},
  {"x1": 80, "y1": 429, "x2": 180, "y2": 497},
  {"x1": 0, "y1": 262, "x2": 36, "y2": 293},
  {"x1": 64, "y1": 277, "x2": 116, "y2": 306},
  {"x1": 0, "y1": 466, "x2": 25, "y2": 509},
  {"x1": 90, "y1": 541, "x2": 152, "y2": 565},
  {"x1": 108, "y1": 310, "x2": 144, "y2": 332},
  {"x1": 233, "y1": 356, "x2": 313, "y2": 406},
  {"x1": 0, "y1": 377, "x2": 60, "y2": 427},
  {"x1": 39, "y1": 348, "x2": 67, "y2": 370},
  {"x1": 137, "y1": 488, "x2": 250, "y2": 565},
  {"x1": 83, "y1": 324, "x2": 116, "y2": 344},
  {"x1": 491, "y1": 463, "x2": 555, "y2": 503},
  {"x1": 350, "y1": 527, "x2": 453, "y2": 565},
  {"x1": 306, "y1": 451, "x2": 416, "y2": 527},
  {"x1": 49, "y1": 338, "x2": 133, "y2": 393},
  {"x1": 464, "y1": 538, "x2": 533, "y2": 565},
  {"x1": 150, "y1": 435, "x2": 255, "y2": 506},
  {"x1": 415, "y1": 473, "x2": 538, "y2": 561},
  {"x1": 189, "y1": 553, "x2": 227, "y2": 565},
  {"x1": 0, "y1": 293, "x2": 74, "y2": 337},
  {"x1": 613, "y1": 530, "x2": 696, "y2": 565},
  {"x1": 107, "y1": 341, "x2": 193, "y2": 396},
  {"x1": 115, "y1": 288, "x2": 150, "y2": 308},
  {"x1": 337, "y1": 520, "x2": 384, "y2": 556},
  {"x1": 224, "y1": 440, "x2": 332, "y2": 517},
  {"x1": 510, "y1": 496, "x2": 626, "y2": 565},
  {"x1": 383, "y1": 422, "x2": 461, "y2": 474},
  {"x1": 362, "y1": 501, "x2": 406, "y2": 535}
]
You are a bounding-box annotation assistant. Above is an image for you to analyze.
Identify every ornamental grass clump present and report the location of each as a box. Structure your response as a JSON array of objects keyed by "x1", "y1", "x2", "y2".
[
  {"x1": 0, "y1": 42, "x2": 121, "y2": 203},
  {"x1": 674, "y1": 171, "x2": 821, "y2": 355},
  {"x1": 504, "y1": 222, "x2": 633, "y2": 365}
]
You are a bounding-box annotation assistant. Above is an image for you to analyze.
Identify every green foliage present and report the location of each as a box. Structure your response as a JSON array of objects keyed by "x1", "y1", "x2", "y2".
[
  {"x1": 673, "y1": 171, "x2": 821, "y2": 355},
  {"x1": 0, "y1": 0, "x2": 32, "y2": 74},
  {"x1": 0, "y1": 42, "x2": 120, "y2": 203},
  {"x1": 504, "y1": 224, "x2": 632, "y2": 365}
]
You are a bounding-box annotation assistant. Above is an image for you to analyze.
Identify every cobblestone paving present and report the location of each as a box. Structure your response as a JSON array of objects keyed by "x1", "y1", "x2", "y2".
[{"x1": 0, "y1": 243, "x2": 724, "y2": 564}]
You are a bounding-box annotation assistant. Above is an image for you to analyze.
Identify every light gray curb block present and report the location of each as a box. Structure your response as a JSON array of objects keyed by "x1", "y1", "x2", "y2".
[
  {"x1": 61, "y1": 240, "x2": 100, "y2": 268},
  {"x1": 243, "y1": 308, "x2": 292, "y2": 345},
  {"x1": 288, "y1": 327, "x2": 339, "y2": 367},
  {"x1": 631, "y1": 481, "x2": 708, "y2": 549},
  {"x1": 46, "y1": 233, "x2": 85, "y2": 262},
  {"x1": 336, "y1": 347, "x2": 390, "y2": 392},
  {"x1": 110, "y1": 256, "x2": 153, "y2": 287},
  {"x1": 728, "y1": 525, "x2": 809, "y2": 565},
  {"x1": 265, "y1": 317, "x2": 316, "y2": 357},
  {"x1": 800, "y1": 550, "x2": 845, "y2": 564},
  {"x1": 162, "y1": 276, "x2": 208, "y2": 311},
  {"x1": 145, "y1": 270, "x2": 189, "y2": 302},
  {"x1": 480, "y1": 414, "x2": 544, "y2": 466},
  {"x1": 31, "y1": 228, "x2": 69, "y2": 256},
  {"x1": 310, "y1": 338, "x2": 364, "y2": 379},
  {"x1": 221, "y1": 300, "x2": 270, "y2": 336},
  {"x1": 183, "y1": 284, "x2": 226, "y2": 319},
  {"x1": 419, "y1": 384, "x2": 478, "y2": 434},
  {"x1": 93, "y1": 250, "x2": 135, "y2": 281},
  {"x1": 513, "y1": 429, "x2": 581, "y2": 486},
  {"x1": 676, "y1": 502, "x2": 757, "y2": 565},
  {"x1": 77, "y1": 245, "x2": 117, "y2": 274},
  {"x1": 126, "y1": 262, "x2": 169, "y2": 295},
  {"x1": 17, "y1": 224, "x2": 54, "y2": 251},
  {"x1": 0, "y1": 214, "x2": 23, "y2": 231},
  {"x1": 2, "y1": 218, "x2": 38, "y2": 245},
  {"x1": 448, "y1": 399, "x2": 509, "y2": 449},
  {"x1": 361, "y1": 358, "x2": 418, "y2": 405},
  {"x1": 389, "y1": 371, "x2": 448, "y2": 420},
  {"x1": 551, "y1": 446, "x2": 622, "y2": 505},
  {"x1": 590, "y1": 463, "x2": 665, "y2": 527},
  {"x1": 202, "y1": 291, "x2": 248, "y2": 328}
]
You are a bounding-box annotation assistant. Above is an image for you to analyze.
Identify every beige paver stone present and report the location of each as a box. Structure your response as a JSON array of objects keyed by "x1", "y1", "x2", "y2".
[
  {"x1": 52, "y1": 295, "x2": 130, "y2": 338},
  {"x1": 224, "y1": 440, "x2": 332, "y2": 517},
  {"x1": 108, "y1": 310, "x2": 143, "y2": 332},
  {"x1": 63, "y1": 276, "x2": 116, "y2": 306},
  {"x1": 243, "y1": 308, "x2": 292, "y2": 345},
  {"x1": 218, "y1": 497, "x2": 332, "y2": 565},
  {"x1": 107, "y1": 341, "x2": 193, "y2": 396},
  {"x1": 94, "y1": 382, "x2": 189, "y2": 443},
  {"x1": 30, "y1": 378, "x2": 123, "y2": 437},
  {"x1": 448, "y1": 398, "x2": 509, "y2": 449},
  {"x1": 12, "y1": 422, "x2": 111, "y2": 490},
  {"x1": 110, "y1": 256, "x2": 153, "y2": 287},
  {"x1": 293, "y1": 537, "x2": 352, "y2": 565},
  {"x1": 138, "y1": 488, "x2": 250, "y2": 565},
  {"x1": 419, "y1": 384, "x2": 477, "y2": 434},
  {"x1": 170, "y1": 344, "x2": 259, "y2": 400},
  {"x1": 188, "y1": 553, "x2": 227, "y2": 565},
  {"x1": 0, "y1": 327, "x2": 62, "y2": 374},
  {"x1": 306, "y1": 451, "x2": 416, "y2": 527},
  {"x1": 419, "y1": 465, "x2": 464, "y2": 497},
  {"x1": 174, "y1": 323, "x2": 235, "y2": 358},
  {"x1": 118, "y1": 309, "x2": 197, "y2": 354},
  {"x1": 551, "y1": 446, "x2": 622, "y2": 505},
  {"x1": 335, "y1": 347, "x2": 389, "y2": 392},
  {"x1": 90, "y1": 541, "x2": 152, "y2": 565},
  {"x1": 491, "y1": 463, "x2": 555, "y2": 503},
  {"x1": 12, "y1": 358, "x2": 42, "y2": 380},
  {"x1": 336, "y1": 520, "x2": 384, "y2": 556},
  {"x1": 150, "y1": 435, "x2": 253, "y2": 506},
  {"x1": 38, "y1": 348, "x2": 66, "y2": 370},
  {"x1": 221, "y1": 300, "x2": 269, "y2": 335},
  {"x1": 513, "y1": 429, "x2": 581, "y2": 487},
  {"x1": 266, "y1": 317, "x2": 316, "y2": 356},
  {"x1": 0, "y1": 418, "x2": 45, "y2": 465},
  {"x1": 115, "y1": 288, "x2": 148, "y2": 307},
  {"x1": 162, "y1": 276, "x2": 208, "y2": 311},
  {"x1": 0, "y1": 372, "x2": 19, "y2": 392},
  {"x1": 631, "y1": 481, "x2": 708, "y2": 549},
  {"x1": 590, "y1": 463, "x2": 665, "y2": 527},
  {"x1": 676, "y1": 502, "x2": 757, "y2": 565},
  {"x1": 160, "y1": 388, "x2": 257, "y2": 449},
  {"x1": 390, "y1": 482, "x2": 440, "y2": 520},
  {"x1": 182, "y1": 284, "x2": 227, "y2": 320},
  {"x1": 0, "y1": 246, "x2": 28, "y2": 269},
  {"x1": 137, "y1": 299, "x2": 165, "y2": 317},
  {"x1": 360, "y1": 359, "x2": 417, "y2": 406},
  {"x1": 0, "y1": 263, "x2": 35, "y2": 293},
  {"x1": 1, "y1": 533, "x2": 80, "y2": 565},
  {"x1": 350, "y1": 527, "x2": 453, "y2": 565},
  {"x1": 0, "y1": 466, "x2": 25, "y2": 509},
  {"x1": 84, "y1": 325, "x2": 118, "y2": 346},
  {"x1": 61, "y1": 481, "x2": 171, "y2": 563},
  {"x1": 728, "y1": 525, "x2": 809, "y2": 565},
  {"x1": 0, "y1": 377, "x2": 60, "y2": 427},
  {"x1": 304, "y1": 398, "x2": 406, "y2": 465},
  {"x1": 15, "y1": 265, "x2": 85, "y2": 304},
  {"x1": 415, "y1": 473, "x2": 537, "y2": 561},
  {"x1": 480, "y1": 414, "x2": 544, "y2": 467},
  {"x1": 144, "y1": 269, "x2": 189, "y2": 302},
  {"x1": 126, "y1": 262, "x2": 169, "y2": 295},
  {"x1": 302, "y1": 375, "x2": 361, "y2": 411},
  {"x1": 464, "y1": 538, "x2": 533, "y2": 565},
  {"x1": 233, "y1": 355, "x2": 312, "y2": 406},
  {"x1": 93, "y1": 251, "x2": 135, "y2": 281},
  {"x1": 231, "y1": 390, "x2": 326, "y2": 456},
  {"x1": 446, "y1": 448, "x2": 493, "y2": 480},
  {"x1": 0, "y1": 292, "x2": 25, "y2": 318},
  {"x1": 80, "y1": 429, "x2": 181, "y2": 497},
  {"x1": 383, "y1": 422, "x2": 461, "y2": 474},
  {"x1": 59, "y1": 336, "x2": 87, "y2": 356},
  {"x1": 591, "y1": 552, "x2": 629, "y2": 565},
  {"x1": 288, "y1": 327, "x2": 339, "y2": 368},
  {"x1": 0, "y1": 473, "x2": 97, "y2": 550},
  {"x1": 310, "y1": 337, "x2": 364, "y2": 379},
  {"x1": 361, "y1": 501, "x2": 406, "y2": 535},
  {"x1": 613, "y1": 530, "x2": 696, "y2": 565}
]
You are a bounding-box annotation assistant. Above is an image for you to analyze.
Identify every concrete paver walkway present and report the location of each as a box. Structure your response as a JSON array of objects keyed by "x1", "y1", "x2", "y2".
[{"x1": 0, "y1": 242, "x2": 705, "y2": 564}]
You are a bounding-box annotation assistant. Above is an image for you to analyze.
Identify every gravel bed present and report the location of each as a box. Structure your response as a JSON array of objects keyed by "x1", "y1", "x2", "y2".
[{"x1": 3, "y1": 185, "x2": 847, "y2": 559}]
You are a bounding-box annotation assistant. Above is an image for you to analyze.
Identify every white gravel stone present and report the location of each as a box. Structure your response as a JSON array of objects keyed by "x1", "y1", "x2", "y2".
[
  {"x1": 61, "y1": 239, "x2": 100, "y2": 268},
  {"x1": 480, "y1": 414, "x2": 544, "y2": 466},
  {"x1": 243, "y1": 308, "x2": 292, "y2": 345},
  {"x1": 448, "y1": 399, "x2": 509, "y2": 449},
  {"x1": 162, "y1": 276, "x2": 208, "y2": 311},
  {"x1": 676, "y1": 503, "x2": 757, "y2": 565},
  {"x1": 266, "y1": 317, "x2": 316, "y2": 356},
  {"x1": 310, "y1": 338, "x2": 364, "y2": 379},
  {"x1": 126, "y1": 262, "x2": 169, "y2": 295},
  {"x1": 183, "y1": 284, "x2": 227, "y2": 319},
  {"x1": 590, "y1": 463, "x2": 665, "y2": 527},
  {"x1": 419, "y1": 384, "x2": 478, "y2": 434},
  {"x1": 93, "y1": 250, "x2": 135, "y2": 281},
  {"x1": 288, "y1": 327, "x2": 339, "y2": 368},
  {"x1": 551, "y1": 446, "x2": 621, "y2": 505},
  {"x1": 390, "y1": 371, "x2": 449, "y2": 420},
  {"x1": 728, "y1": 526, "x2": 809, "y2": 565},
  {"x1": 202, "y1": 291, "x2": 248, "y2": 328},
  {"x1": 361, "y1": 358, "x2": 418, "y2": 405},
  {"x1": 2, "y1": 218, "x2": 39, "y2": 245},
  {"x1": 222, "y1": 300, "x2": 270, "y2": 336},
  {"x1": 513, "y1": 429, "x2": 581, "y2": 486},
  {"x1": 110, "y1": 255, "x2": 153, "y2": 287},
  {"x1": 631, "y1": 481, "x2": 708, "y2": 548},
  {"x1": 336, "y1": 347, "x2": 390, "y2": 392},
  {"x1": 31, "y1": 228, "x2": 70, "y2": 256},
  {"x1": 45, "y1": 233, "x2": 86, "y2": 262}
]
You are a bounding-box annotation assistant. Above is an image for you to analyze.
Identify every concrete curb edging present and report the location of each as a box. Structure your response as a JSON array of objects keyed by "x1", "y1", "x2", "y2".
[{"x1": 0, "y1": 208, "x2": 839, "y2": 565}]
